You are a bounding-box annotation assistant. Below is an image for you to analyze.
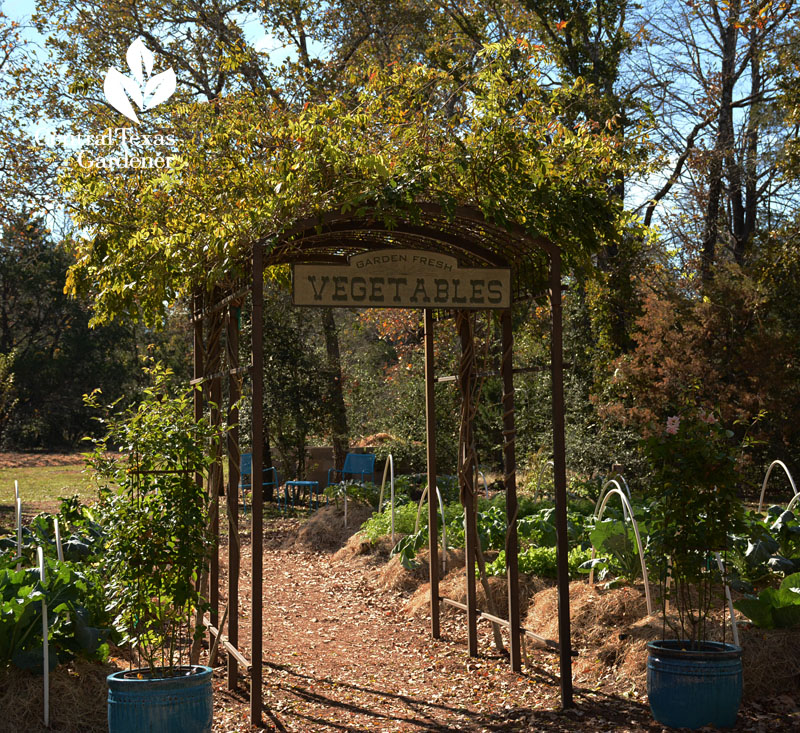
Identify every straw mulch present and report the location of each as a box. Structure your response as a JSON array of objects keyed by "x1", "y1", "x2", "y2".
[
  {"x1": 739, "y1": 626, "x2": 800, "y2": 701},
  {"x1": 0, "y1": 659, "x2": 118, "y2": 733},
  {"x1": 520, "y1": 580, "x2": 800, "y2": 701},
  {"x1": 332, "y1": 531, "x2": 395, "y2": 566},
  {"x1": 333, "y1": 533, "x2": 468, "y2": 593},
  {"x1": 525, "y1": 581, "x2": 651, "y2": 648},
  {"x1": 280, "y1": 502, "x2": 374, "y2": 553},
  {"x1": 524, "y1": 580, "x2": 657, "y2": 692}
]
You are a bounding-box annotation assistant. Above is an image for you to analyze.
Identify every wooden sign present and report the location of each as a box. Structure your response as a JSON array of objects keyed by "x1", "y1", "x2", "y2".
[{"x1": 293, "y1": 249, "x2": 511, "y2": 309}]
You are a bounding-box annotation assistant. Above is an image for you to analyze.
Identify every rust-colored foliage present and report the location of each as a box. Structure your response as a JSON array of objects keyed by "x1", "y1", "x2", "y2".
[{"x1": 602, "y1": 266, "x2": 798, "y2": 454}]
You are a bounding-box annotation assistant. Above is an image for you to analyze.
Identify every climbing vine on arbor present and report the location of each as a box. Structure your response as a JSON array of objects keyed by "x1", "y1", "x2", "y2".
[{"x1": 62, "y1": 41, "x2": 651, "y2": 327}]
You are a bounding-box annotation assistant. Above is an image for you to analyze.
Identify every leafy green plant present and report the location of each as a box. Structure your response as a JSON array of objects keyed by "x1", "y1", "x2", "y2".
[
  {"x1": 765, "y1": 507, "x2": 800, "y2": 559},
  {"x1": 0, "y1": 559, "x2": 108, "y2": 671},
  {"x1": 360, "y1": 500, "x2": 422, "y2": 541},
  {"x1": 86, "y1": 363, "x2": 222, "y2": 677},
  {"x1": 579, "y1": 517, "x2": 646, "y2": 585},
  {"x1": 516, "y1": 506, "x2": 588, "y2": 549},
  {"x1": 568, "y1": 475, "x2": 603, "y2": 501},
  {"x1": 727, "y1": 507, "x2": 800, "y2": 590},
  {"x1": 487, "y1": 546, "x2": 592, "y2": 579},
  {"x1": 0, "y1": 497, "x2": 107, "y2": 570},
  {"x1": 734, "y1": 572, "x2": 800, "y2": 629},
  {"x1": 377, "y1": 474, "x2": 413, "y2": 506},
  {"x1": 477, "y1": 505, "x2": 506, "y2": 552},
  {"x1": 391, "y1": 529, "x2": 428, "y2": 570},
  {"x1": 0, "y1": 497, "x2": 111, "y2": 673},
  {"x1": 360, "y1": 484, "x2": 464, "y2": 545}
]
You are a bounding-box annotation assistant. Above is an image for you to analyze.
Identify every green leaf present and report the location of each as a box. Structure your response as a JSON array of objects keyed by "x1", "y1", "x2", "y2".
[
  {"x1": 779, "y1": 572, "x2": 800, "y2": 595},
  {"x1": 578, "y1": 557, "x2": 606, "y2": 574},
  {"x1": 745, "y1": 538, "x2": 778, "y2": 565},
  {"x1": 733, "y1": 597, "x2": 774, "y2": 629},
  {"x1": 767, "y1": 556, "x2": 796, "y2": 574},
  {"x1": 773, "y1": 604, "x2": 800, "y2": 628}
]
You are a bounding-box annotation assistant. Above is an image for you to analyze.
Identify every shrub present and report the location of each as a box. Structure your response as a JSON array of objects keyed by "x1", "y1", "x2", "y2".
[{"x1": 86, "y1": 363, "x2": 222, "y2": 676}]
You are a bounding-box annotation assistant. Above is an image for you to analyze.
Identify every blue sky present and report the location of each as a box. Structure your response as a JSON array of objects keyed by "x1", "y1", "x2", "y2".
[{"x1": 4, "y1": 0, "x2": 322, "y2": 70}]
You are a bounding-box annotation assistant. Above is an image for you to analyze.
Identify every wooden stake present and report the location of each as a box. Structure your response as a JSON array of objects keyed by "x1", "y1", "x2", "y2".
[
  {"x1": 457, "y1": 310, "x2": 478, "y2": 658},
  {"x1": 550, "y1": 253, "x2": 573, "y2": 708},
  {"x1": 227, "y1": 304, "x2": 241, "y2": 690}
]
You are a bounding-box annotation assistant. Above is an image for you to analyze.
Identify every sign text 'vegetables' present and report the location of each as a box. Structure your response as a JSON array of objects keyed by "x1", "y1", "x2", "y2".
[{"x1": 293, "y1": 249, "x2": 510, "y2": 309}]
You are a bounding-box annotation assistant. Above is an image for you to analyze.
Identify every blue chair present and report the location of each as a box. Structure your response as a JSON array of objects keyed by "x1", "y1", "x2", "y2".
[
  {"x1": 239, "y1": 453, "x2": 279, "y2": 512},
  {"x1": 327, "y1": 453, "x2": 376, "y2": 488}
]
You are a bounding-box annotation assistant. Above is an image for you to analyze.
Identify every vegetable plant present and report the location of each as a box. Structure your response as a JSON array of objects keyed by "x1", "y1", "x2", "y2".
[
  {"x1": 487, "y1": 546, "x2": 592, "y2": 579},
  {"x1": 579, "y1": 517, "x2": 647, "y2": 586},
  {"x1": 0, "y1": 559, "x2": 108, "y2": 671},
  {"x1": 727, "y1": 507, "x2": 800, "y2": 591},
  {"x1": 734, "y1": 572, "x2": 800, "y2": 629}
]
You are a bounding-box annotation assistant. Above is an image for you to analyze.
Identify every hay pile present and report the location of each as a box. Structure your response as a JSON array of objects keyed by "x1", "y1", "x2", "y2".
[
  {"x1": 525, "y1": 581, "x2": 651, "y2": 647},
  {"x1": 404, "y1": 563, "x2": 547, "y2": 619},
  {"x1": 282, "y1": 502, "x2": 374, "y2": 553},
  {"x1": 524, "y1": 581, "x2": 657, "y2": 689},
  {"x1": 378, "y1": 547, "x2": 466, "y2": 595},
  {"x1": 332, "y1": 532, "x2": 395, "y2": 567},
  {"x1": 519, "y1": 581, "x2": 800, "y2": 701},
  {"x1": 0, "y1": 659, "x2": 116, "y2": 732}
]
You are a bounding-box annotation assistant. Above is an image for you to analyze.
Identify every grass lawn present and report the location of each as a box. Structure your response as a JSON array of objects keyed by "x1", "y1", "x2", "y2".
[{"x1": 0, "y1": 461, "x2": 98, "y2": 532}]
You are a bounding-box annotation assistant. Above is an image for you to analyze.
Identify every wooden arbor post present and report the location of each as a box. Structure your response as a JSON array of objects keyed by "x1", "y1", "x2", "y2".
[
  {"x1": 456, "y1": 310, "x2": 479, "y2": 657},
  {"x1": 424, "y1": 309, "x2": 440, "y2": 639},
  {"x1": 501, "y1": 309, "x2": 522, "y2": 671},
  {"x1": 250, "y1": 243, "x2": 265, "y2": 724},
  {"x1": 549, "y1": 250, "x2": 573, "y2": 707},
  {"x1": 226, "y1": 303, "x2": 241, "y2": 690},
  {"x1": 208, "y1": 310, "x2": 222, "y2": 632}
]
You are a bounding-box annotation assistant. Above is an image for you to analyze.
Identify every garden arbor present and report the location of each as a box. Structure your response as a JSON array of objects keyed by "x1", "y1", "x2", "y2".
[{"x1": 194, "y1": 202, "x2": 574, "y2": 725}]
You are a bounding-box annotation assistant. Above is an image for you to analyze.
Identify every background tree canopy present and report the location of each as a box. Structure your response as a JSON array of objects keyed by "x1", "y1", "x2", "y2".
[{"x1": 0, "y1": 0, "x2": 797, "y2": 485}]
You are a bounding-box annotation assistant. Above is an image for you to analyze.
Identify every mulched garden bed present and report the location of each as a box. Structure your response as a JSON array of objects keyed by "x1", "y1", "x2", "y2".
[{"x1": 4, "y1": 503, "x2": 799, "y2": 731}]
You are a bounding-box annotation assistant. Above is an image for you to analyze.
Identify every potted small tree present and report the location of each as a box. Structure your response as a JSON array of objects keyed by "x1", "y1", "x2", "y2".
[
  {"x1": 86, "y1": 364, "x2": 221, "y2": 733},
  {"x1": 642, "y1": 402, "x2": 745, "y2": 730}
]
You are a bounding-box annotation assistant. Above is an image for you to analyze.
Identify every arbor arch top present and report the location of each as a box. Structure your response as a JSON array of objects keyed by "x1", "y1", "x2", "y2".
[{"x1": 261, "y1": 202, "x2": 558, "y2": 297}]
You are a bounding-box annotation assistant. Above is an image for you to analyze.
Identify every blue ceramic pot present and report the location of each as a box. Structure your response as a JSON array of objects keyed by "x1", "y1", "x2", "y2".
[
  {"x1": 107, "y1": 665, "x2": 213, "y2": 733},
  {"x1": 647, "y1": 640, "x2": 742, "y2": 730}
]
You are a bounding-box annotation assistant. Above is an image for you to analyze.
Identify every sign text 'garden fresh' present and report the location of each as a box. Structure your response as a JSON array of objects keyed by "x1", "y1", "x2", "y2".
[{"x1": 293, "y1": 249, "x2": 510, "y2": 309}]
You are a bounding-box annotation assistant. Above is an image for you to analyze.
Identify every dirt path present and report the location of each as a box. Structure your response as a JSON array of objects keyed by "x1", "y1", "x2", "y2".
[
  {"x1": 0, "y1": 451, "x2": 85, "y2": 469},
  {"x1": 211, "y1": 517, "x2": 800, "y2": 732}
]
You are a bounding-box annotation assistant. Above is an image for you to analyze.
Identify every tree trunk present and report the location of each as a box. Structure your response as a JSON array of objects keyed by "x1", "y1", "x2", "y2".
[
  {"x1": 321, "y1": 307, "x2": 349, "y2": 470},
  {"x1": 734, "y1": 37, "x2": 761, "y2": 265},
  {"x1": 702, "y1": 1, "x2": 741, "y2": 285}
]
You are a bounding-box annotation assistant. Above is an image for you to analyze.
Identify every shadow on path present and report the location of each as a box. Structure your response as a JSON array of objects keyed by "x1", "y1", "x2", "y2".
[{"x1": 260, "y1": 659, "x2": 659, "y2": 732}]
